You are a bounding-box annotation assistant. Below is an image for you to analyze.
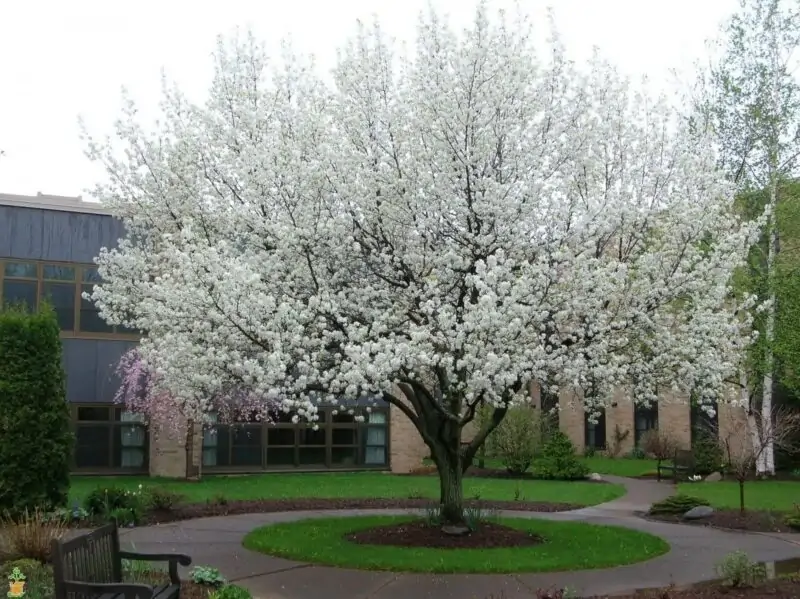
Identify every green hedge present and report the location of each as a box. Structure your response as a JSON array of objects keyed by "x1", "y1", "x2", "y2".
[{"x1": 0, "y1": 305, "x2": 73, "y2": 515}]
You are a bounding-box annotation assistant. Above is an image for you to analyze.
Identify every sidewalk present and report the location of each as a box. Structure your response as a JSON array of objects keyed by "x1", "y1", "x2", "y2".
[{"x1": 118, "y1": 477, "x2": 800, "y2": 599}]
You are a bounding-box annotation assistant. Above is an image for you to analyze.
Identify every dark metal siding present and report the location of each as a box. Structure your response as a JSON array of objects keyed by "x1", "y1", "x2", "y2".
[
  {"x1": 0, "y1": 205, "x2": 125, "y2": 263},
  {"x1": 1, "y1": 205, "x2": 131, "y2": 404}
]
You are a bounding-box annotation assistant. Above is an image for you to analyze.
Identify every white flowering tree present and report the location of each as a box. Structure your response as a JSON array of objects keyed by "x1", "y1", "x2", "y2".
[{"x1": 86, "y1": 5, "x2": 759, "y2": 529}]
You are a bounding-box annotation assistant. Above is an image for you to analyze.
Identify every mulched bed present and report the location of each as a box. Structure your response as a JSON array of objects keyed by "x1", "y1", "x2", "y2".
[
  {"x1": 346, "y1": 519, "x2": 543, "y2": 549},
  {"x1": 586, "y1": 579, "x2": 800, "y2": 598},
  {"x1": 646, "y1": 508, "x2": 797, "y2": 533},
  {"x1": 179, "y1": 581, "x2": 214, "y2": 599},
  {"x1": 135, "y1": 497, "x2": 580, "y2": 526},
  {"x1": 407, "y1": 464, "x2": 610, "y2": 483}
]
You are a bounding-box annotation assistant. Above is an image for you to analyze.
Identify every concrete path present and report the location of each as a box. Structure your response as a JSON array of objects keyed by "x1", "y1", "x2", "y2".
[{"x1": 118, "y1": 476, "x2": 800, "y2": 599}]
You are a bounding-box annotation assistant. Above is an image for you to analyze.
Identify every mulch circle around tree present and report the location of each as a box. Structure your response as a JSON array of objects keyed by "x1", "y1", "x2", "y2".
[
  {"x1": 345, "y1": 519, "x2": 544, "y2": 549},
  {"x1": 137, "y1": 497, "x2": 580, "y2": 526},
  {"x1": 645, "y1": 508, "x2": 797, "y2": 533}
]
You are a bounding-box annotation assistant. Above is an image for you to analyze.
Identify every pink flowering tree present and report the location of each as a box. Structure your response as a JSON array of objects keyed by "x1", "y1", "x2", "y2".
[{"x1": 115, "y1": 348, "x2": 283, "y2": 477}]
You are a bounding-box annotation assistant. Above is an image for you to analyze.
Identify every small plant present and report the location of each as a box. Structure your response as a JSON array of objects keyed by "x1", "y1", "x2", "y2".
[
  {"x1": 626, "y1": 447, "x2": 646, "y2": 460},
  {"x1": 648, "y1": 494, "x2": 710, "y2": 516},
  {"x1": 108, "y1": 507, "x2": 139, "y2": 527},
  {"x1": 512, "y1": 483, "x2": 522, "y2": 502},
  {"x1": 534, "y1": 587, "x2": 578, "y2": 599},
  {"x1": 791, "y1": 468, "x2": 800, "y2": 479},
  {"x1": 489, "y1": 406, "x2": 542, "y2": 475},
  {"x1": 423, "y1": 504, "x2": 442, "y2": 526},
  {"x1": 407, "y1": 489, "x2": 424, "y2": 500},
  {"x1": 582, "y1": 445, "x2": 596, "y2": 458},
  {"x1": 785, "y1": 504, "x2": 800, "y2": 531},
  {"x1": 692, "y1": 434, "x2": 724, "y2": 476},
  {"x1": 607, "y1": 425, "x2": 631, "y2": 458},
  {"x1": 533, "y1": 431, "x2": 589, "y2": 481},
  {"x1": 210, "y1": 494, "x2": 228, "y2": 507},
  {"x1": 84, "y1": 485, "x2": 146, "y2": 518},
  {"x1": 714, "y1": 551, "x2": 766, "y2": 588},
  {"x1": 122, "y1": 543, "x2": 161, "y2": 583},
  {"x1": 145, "y1": 488, "x2": 185, "y2": 512},
  {"x1": 0, "y1": 507, "x2": 68, "y2": 563},
  {"x1": 190, "y1": 566, "x2": 227, "y2": 588},
  {"x1": 209, "y1": 584, "x2": 253, "y2": 599},
  {"x1": 464, "y1": 505, "x2": 498, "y2": 531}
]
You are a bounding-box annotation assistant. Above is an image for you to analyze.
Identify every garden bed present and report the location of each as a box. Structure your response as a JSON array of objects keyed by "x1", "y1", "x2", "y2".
[
  {"x1": 141, "y1": 496, "x2": 581, "y2": 526},
  {"x1": 586, "y1": 578, "x2": 800, "y2": 598},
  {"x1": 407, "y1": 464, "x2": 609, "y2": 482},
  {"x1": 646, "y1": 508, "x2": 797, "y2": 533}
]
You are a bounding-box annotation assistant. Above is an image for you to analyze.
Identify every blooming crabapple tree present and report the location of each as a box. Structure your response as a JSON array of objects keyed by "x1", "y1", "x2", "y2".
[{"x1": 85, "y1": 5, "x2": 759, "y2": 527}]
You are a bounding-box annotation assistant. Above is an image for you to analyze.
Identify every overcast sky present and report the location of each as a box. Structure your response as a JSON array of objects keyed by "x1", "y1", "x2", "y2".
[{"x1": 0, "y1": 0, "x2": 737, "y2": 198}]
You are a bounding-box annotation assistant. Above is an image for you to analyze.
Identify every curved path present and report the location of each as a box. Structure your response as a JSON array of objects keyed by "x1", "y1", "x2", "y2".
[{"x1": 119, "y1": 476, "x2": 800, "y2": 599}]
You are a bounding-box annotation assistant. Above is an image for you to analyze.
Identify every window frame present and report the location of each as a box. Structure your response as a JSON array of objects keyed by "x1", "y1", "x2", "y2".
[
  {"x1": 71, "y1": 404, "x2": 149, "y2": 474},
  {"x1": 202, "y1": 406, "x2": 391, "y2": 472},
  {"x1": 0, "y1": 259, "x2": 139, "y2": 340}
]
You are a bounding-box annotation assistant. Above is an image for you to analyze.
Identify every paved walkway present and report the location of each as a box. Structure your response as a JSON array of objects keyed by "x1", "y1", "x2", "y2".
[{"x1": 119, "y1": 476, "x2": 800, "y2": 599}]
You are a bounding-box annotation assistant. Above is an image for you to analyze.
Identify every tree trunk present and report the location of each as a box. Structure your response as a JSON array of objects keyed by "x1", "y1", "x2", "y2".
[
  {"x1": 739, "y1": 478, "x2": 746, "y2": 514},
  {"x1": 437, "y1": 451, "x2": 466, "y2": 530}
]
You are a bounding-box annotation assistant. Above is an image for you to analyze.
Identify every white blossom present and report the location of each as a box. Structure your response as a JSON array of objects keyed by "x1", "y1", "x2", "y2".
[{"x1": 85, "y1": 5, "x2": 759, "y2": 462}]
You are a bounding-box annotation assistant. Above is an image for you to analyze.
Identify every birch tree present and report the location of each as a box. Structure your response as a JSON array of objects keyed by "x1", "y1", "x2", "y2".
[
  {"x1": 693, "y1": 0, "x2": 800, "y2": 475},
  {"x1": 85, "y1": 4, "x2": 758, "y2": 530}
]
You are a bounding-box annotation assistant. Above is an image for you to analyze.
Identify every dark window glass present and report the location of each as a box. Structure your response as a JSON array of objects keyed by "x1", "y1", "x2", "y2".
[
  {"x1": 299, "y1": 426, "x2": 325, "y2": 446},
  {"x1": 41, "y1": 282, "x2": 75, "y2": 330},
  {"x1": 585, "y1": 409, "x2": 606, "y2": 450},
  {"x1": 77, "y1": 406, "x2": 110, "y2": 421},
  {"x1": 269, "y1": 410, "x2": 296, "y2": 424},
  {"x1": 634, "y1": 403, "x2": 658, "y2": 446},
  {"x1": 2, "y1": 280, "x2": 37, "y2": 310},
  {"x1": 117, "y1": 324, "x2": 139, "y2": 335},
  {"x1": 112, "y1": 427, "x2": 147, "y2": 469},
  {"x1": 267, "y1": 447, "x2": 296, "y2": 466},
  {"x1": 299, "y1": 447, "x2": 326, "y2": 465},
  {"x1": 363, "y1": 446, "x2": 386, "y2": 465},
  {"x1": 79, "y1": 283, "x2": 114, "y2": 333},
  {"x1": 332, "y1": 447, "x2": 358, "y2": 465},
  {"x1": 332, "y1": 428, "x2": 357, "y2": 445},
  {"x1": 75, "y1": 425, "x2": 111, "y2": 468},
  {"x1": 691, "y1": 402, "x2": 719, "y2": 444},
  {"x1": 4, "y1": 262, "x2": 36, "y2": 278},
  {"x1": 267, "y1": 427, "x2": 295, "y2": 446},
  {"x1": 232, "y1": 446, "x2": 262, "y2": 466},
  {"x1": 332, "y1": 411, "x2": 357, "y2": 424},
  {"x1": 232, "y1": 426, "x2": 261, "y2": 445},
  {"x1": 82, "y1": 267, "x2": 103, "y2": 283},
  {"x1": 215, "y1": 427, "x2": 231, "y2": 467},
  {"x1": 43, "y1": 264, "x2": 76, "y2": 281}
]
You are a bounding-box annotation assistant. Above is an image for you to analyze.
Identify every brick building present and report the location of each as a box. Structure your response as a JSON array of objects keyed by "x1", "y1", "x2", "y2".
[{"x1": 0, "y1": 192, "x2": 744, "y2": 478}]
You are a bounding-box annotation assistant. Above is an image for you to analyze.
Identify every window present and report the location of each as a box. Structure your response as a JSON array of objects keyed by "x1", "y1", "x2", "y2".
[
  {"x1": 72, "y1": 405, "x2": 148, "y2": 472},
  {"x1": 691, "y1": 401, "x2": 719, "y2": 444},
  {"x1": 540, "y1": 388, "x2": 560, "y2": 438},
  {"x1": 0, "y1": 260, "x2": 137, "y2": 338},
  {"x1": 201, "y1": 405, "x2": 390, "y2": 470},
  {"x1": 634, "y1": 403, "x2": 658, "y2": 447},
  {"x1": 585, "y1": 408, "x2": 606, "y2": 450}
]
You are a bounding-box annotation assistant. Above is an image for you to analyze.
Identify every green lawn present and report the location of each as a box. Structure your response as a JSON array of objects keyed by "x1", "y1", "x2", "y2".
[
  {"x1": 243, "y1": 515, "x2": 669, "y2": 573},
  {"x1": 677, "y1": 480, "x2": 800, "y2": 512},
  {"x1": 69, "y1": 472, "x2": 625, "y2": 506}
]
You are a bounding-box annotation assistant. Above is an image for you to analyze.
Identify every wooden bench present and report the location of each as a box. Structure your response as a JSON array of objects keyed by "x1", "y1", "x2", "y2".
[
  {"x1": 51, "y1": 520, "x2": 192, "y2": 599},
  {"x1": 657, "y1": 449, "x2": 696, "y2": 482}
]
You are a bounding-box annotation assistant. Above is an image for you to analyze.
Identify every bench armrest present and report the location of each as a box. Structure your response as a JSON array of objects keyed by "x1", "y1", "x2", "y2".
[
  {"x1": 63, "y1": 580, "x2": 154, "y2": 599},
  {"x1": 119, "y1": 551, "x2": 192, "y2": 584}
]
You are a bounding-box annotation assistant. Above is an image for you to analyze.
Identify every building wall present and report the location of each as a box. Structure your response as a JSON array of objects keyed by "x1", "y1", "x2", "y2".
[{"x1": 389, "y1": 389, "x2": 429, "y2": 473}]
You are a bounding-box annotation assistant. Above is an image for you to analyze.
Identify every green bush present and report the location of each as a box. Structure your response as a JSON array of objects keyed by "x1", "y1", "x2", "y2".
[
  {"x1": 648, "y1": 494, "x2": 710, "y2": 515},
  {"x1": 190, "y1": 566, "x2": 227, "y2": 588},
  {"x1": 210, "y1": 584, "x2": 253, "y2": 599},
  {"x1": 532, "y1": 431, "x2": 589, "y2": 480},
  {"x1": 0, "y1": 305, "x2": 73, "y2": 516},
  {"x1": 488, "y1": 406, "x2": 542, "y2": 475},
  {"x1": 693, "y1": 434, "x2": 724, "y2": 476},
  {"x1": 145, "y1": 487, "x2": 185, "y2": 511},
  {"x1": 715, "y1": 551, "x2": 766, "y2": 588},
  {"x1": 85, "y1": 485, "x2": 147, "y2": 525},
  {"x1": 0, "y1": 559, "x2": 54, "y2": 599}
]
